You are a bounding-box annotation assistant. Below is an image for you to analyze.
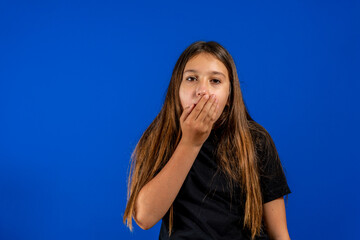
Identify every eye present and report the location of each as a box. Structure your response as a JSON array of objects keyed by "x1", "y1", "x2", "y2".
[
  {"x1": 184, "y1": 76, "x2": 221, "y2": 84},
  {"x1": 212, "y1": 79, "x2": 221, "y2": 84},
  {"x1": 185, "y1": 76, "x2": 197, "y2": 81}
]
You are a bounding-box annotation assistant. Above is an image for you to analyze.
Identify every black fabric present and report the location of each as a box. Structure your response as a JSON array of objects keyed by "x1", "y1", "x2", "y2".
[{"x1": 159, "y1": 129, "x2": 291, "y2": 240}]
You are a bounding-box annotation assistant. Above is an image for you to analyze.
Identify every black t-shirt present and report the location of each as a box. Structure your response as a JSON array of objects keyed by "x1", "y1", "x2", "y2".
[{"x1": 158, "y1": 128, "x2": 291, "y2": 240}]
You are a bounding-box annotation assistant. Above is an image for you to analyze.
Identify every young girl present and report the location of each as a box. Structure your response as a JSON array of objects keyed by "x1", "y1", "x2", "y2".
[{"x1": 123, "y1": 41, "x2": 292, "y2": 240}]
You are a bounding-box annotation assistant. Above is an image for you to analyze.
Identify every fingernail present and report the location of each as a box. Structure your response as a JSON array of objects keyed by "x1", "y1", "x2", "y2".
[{"x1": 204, "y1": 95, "x2": 209, "y2": 100}]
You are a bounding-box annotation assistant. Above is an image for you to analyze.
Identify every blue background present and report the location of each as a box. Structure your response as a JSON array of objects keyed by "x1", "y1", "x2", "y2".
[{"x1": 1, "y1": 0, "x2": 359, "y2": 239}]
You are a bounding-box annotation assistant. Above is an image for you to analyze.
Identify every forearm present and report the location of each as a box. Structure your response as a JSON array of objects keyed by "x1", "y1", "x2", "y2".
[{"x1": 134, "y1": 139, "x2": 201, "y2": 229}]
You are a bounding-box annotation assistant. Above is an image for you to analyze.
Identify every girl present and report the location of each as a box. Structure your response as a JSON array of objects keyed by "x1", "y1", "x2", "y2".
[{"x1": 123, "y1": 41, "x2": 292, "y2": 240}]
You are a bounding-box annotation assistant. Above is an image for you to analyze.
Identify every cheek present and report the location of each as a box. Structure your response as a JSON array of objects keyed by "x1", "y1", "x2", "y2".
[
  {"x1": 213, "y1": 91, "x2": 227, "y2": 106},
  {"x1": 219, "y1": 96, "x2": 228, "y2": 108},
  {"x1": 179, "y1": 86, "x2": 192, "y2": 108},
  {"x1": 214, "y1": 93, "x2": 229, "y2": 114},
  {"x1": 216, "y1": 100, "x2": 226, "y2": 115}
]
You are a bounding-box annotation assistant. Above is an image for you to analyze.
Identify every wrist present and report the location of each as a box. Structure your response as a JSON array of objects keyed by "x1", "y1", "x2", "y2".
[{"x1": 178, "y1": 138, "x2": 202, "y2": 151}]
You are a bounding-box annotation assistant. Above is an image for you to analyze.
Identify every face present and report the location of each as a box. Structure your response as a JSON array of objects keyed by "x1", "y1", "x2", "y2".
[{"x1": 179, "y1": 52, "x2": 230, "y2": 122}]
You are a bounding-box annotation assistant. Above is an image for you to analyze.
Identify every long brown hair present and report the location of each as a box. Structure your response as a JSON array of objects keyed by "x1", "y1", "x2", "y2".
[{"x1": 123, "y1": 40, "x2": 284, "y2": 239}]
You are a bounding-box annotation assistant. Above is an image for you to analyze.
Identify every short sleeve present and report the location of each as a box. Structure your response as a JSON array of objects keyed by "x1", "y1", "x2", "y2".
[{"x1": 254, "y1": 131, "x2": 292, "y2": 204}]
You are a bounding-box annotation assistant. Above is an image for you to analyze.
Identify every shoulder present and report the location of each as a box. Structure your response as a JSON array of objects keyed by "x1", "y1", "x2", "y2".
[
  {"x1": 248, "y1": 122, "x2": 292, "y2": 203},
  {"x1": 248, "y1": 121, "x2": 280, "y2": 168},
  {"x1": 248, "y1": 121, "x2": 272, "y2": 154}
]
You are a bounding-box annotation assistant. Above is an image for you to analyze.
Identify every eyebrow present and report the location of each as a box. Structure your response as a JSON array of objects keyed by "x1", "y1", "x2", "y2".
[{"x1": 183, "y1": 69, "x2": 226, "y2": 78}]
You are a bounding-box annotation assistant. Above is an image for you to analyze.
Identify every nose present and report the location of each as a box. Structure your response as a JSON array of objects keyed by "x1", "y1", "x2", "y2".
[
  {"x1": 197, "y1": 90, "x2": 207, "y2": 97},
  {"x1": 196, "y1": 81, "x2": 210, "y2": 97}
]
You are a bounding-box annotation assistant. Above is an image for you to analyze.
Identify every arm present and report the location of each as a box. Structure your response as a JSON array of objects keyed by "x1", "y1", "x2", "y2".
[
  {"x1": 134, "y1": 93, "x2": 218, "y2": 230},
  {"x1": 263, "y1": 197, "x2": 291, "y2": 240},
  {"x1": 134, "y1": 140, "x2": 201, "y2": 230}
]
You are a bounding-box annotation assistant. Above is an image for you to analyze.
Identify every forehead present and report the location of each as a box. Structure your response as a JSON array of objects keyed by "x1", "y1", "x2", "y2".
[{"x1": 184, "y1": 53, "x2": 228, "y2": 76}]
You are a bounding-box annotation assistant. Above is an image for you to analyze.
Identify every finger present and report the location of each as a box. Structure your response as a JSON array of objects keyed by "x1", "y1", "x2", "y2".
[
  {"x1": 180, "y1": 104, "x2": 195, "y2": 123},
  {"x1": 199, "y1": 94, "x2": 216, "y2": 123},
  {"x1": 204, "y1": 96, "x2": 218, "y2": 124},
  {"x1": 194, "y1": 94, "x2": 211, "y2": 121},
  {"x1": 211, "y1": 102, "x2": 219, "y2": 124},
  {"x1": 187, "y1": 94, "x2": 209, "y2": 122}
]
